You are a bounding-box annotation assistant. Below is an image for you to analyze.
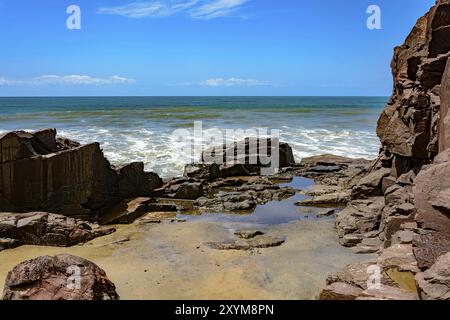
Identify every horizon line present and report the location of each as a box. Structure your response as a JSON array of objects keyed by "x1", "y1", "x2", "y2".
[{"x1": 0, "y1": 95, "x2": 390, "y2": 98}]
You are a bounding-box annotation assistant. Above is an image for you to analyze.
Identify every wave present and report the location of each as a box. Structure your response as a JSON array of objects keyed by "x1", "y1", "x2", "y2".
[{"x1": 56, "y1": 125, "x2": 380, "y2": 178}]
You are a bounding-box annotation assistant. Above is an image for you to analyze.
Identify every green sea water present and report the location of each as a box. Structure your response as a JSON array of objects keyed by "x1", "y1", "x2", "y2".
[{"x1": 0, "y1": 96, "x2": 385, "y2": 177}]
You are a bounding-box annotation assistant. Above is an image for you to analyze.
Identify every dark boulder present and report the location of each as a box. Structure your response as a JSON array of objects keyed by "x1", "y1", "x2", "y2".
[
  {"x1": 0, "y1": 129, "x2": 162, "y2": 218},
  {"x1": 2, "y1": 254, "x2": 119, "y2": 300},
  {"x1": 0, "y1": 212, "x2": 115, "y2": 251}
]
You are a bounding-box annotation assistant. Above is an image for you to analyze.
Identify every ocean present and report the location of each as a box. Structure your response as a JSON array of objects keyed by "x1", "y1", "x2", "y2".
[{"x1": 0, "y1": 96, "x2": 385, "y2": 178}]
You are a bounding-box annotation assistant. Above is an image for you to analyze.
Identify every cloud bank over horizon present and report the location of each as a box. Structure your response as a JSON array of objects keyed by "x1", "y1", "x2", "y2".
[{"x1": 0, "y1": 75, "x2": 135, "y2": 86}]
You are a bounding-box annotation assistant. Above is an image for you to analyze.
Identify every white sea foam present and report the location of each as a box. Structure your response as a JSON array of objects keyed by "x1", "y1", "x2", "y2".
[{"x1": 58, "y1": 125, "x2": 380, "y2": 178}]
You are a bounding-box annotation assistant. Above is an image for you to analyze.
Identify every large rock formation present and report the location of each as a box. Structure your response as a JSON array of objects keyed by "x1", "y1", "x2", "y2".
[
  {"x1": 2, "y1": 254, "x2": 119, "y2": 300},
  {"x1": 377, "y1": 0, "x2": 450, "y2": 162},
  {"x1": 413, "y1": 149, "x2": 450, "y2": 269},
  {"x1": 439, "y1": 59, "x2": 450, "y2": 152},
  {"x1": 322, "y1": 0, "x2": 450, "y2": 300},
  {"x1": 0, "y1": 129, "x2": 162, "y2": 217}
]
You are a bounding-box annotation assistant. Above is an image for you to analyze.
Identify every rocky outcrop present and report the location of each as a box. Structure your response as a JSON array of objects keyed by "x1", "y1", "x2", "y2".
[
  {"x1": 186, "y1": 138, "x2": 296, "y2": 180},
  {"x1": 0, "y1": 129, "x2": 162, "y2": 217},
  {"x1": 319, "y1": 244, "x2": 420, "y2": 300},
  {"x1": 377, "y1": 0, "x2": 450, "y2": 161},
  {"x1": 336, "y1": 197, "x2": 384, "y2": 247},
  {"x1": 413, "y1": 149, "x2": 450, "y2": 269},
  {"x1": 321, "y1": 0, "x2": 450, "y2": 300},
  {"x1": 416, "y1": 252, "x2": 450, "y2": 300},
  {"x1": 439, "y1": 58, "x2": 450, "y2": 152},
  {"x1": 0, "y1": 212, "x2": 115, "y2": 251},
  {"x1": 202, "y1": 137, "x2": 295, "y2": 168},
  {"x1": 2, "y1": 254, "x2": 119, "y2": 300},
  {"x1": 334, "y1": 0, "x2": 450, "y2": 258}
]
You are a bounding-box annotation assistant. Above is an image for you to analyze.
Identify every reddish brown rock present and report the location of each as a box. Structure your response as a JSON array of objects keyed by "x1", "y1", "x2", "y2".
[
  {"x1": 416, "y1": 252, "x2": 450, "y2": 300},
  {"x1": 439, "y1": 58, "x2": 450, "y2": 152},
  {"x1": 2, "y1": 254, "x2": 119, "y2": 300},
  {"x1": 318, "y1": 282, "x2": 362, "y2": 300},
  {"x1": 376, "y1": 0, "x2": 450, "y2": 161},
  {"x1": 413, "y1": 149, "x2": 450, "y2": 269}
]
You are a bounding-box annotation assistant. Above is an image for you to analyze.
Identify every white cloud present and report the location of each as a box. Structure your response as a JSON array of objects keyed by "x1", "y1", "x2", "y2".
[
  {"x1": 97, "y1": 0, "x2": 248, "y2": 19},
  {"x1": 0, "y1": 77, "x2": 19, "y2": 85},
  {"x1": 0, "y1": 75, "x2": 135, "y2": 86},
  {"x1": 190, "y1": 0, "x2": 248, "y2": 19},
  {"x1": 201, "y1": 77, "x2": 271, "y2": 87},
  {"x1": 98, "y1": 1, "x2": 198, "y2": 18}
]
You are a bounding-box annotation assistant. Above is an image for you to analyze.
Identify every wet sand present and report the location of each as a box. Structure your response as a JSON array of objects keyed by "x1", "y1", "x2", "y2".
[{"x1": 0, "y1": 218, "x2": 372, "y2": 300}]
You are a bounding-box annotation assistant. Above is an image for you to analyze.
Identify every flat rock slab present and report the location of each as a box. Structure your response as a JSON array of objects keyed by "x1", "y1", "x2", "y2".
[
  {"x1": 318, "y1": 282, "x2": 362, "y2": 300},
  {"x1": 234, "y1": 230, "x2": 265, "y2": 239},
  {"x1": 309, "y1": 166, "x2": 342, "y2": 173},
  {"x1": 295, "y1": 191, "x2": 351, "y2": 207},
  {"x1": 208, "y1": 235, "x2": 285, "y2": 251}
]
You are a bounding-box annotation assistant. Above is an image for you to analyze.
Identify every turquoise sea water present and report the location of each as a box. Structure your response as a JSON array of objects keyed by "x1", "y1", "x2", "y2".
[{"x1": 0, "y1": 97, "x2": 385, "y2": 177}]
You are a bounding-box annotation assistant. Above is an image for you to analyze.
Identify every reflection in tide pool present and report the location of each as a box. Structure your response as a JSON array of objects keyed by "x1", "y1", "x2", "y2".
[{"x1": 178, "y1": 177, "x2": 333, "y2": 226}]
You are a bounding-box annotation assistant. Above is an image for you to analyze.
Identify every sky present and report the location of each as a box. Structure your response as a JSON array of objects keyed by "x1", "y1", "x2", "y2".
[{"x1": 0, "y1": 0, "x2": 436, "y2": 96}]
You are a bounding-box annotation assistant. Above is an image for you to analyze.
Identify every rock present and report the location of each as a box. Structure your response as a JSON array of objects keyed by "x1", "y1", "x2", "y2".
[
  {"x1": 321, "y1": 2, "x2": 450, "y2": 297},
  {"x1": 295, "y1": 191, "x2": 351, "y2": 207},
  {"x1": 413, "y1": 149, "x2": 450, "y2": 269},
  {"x1": 336, "y1": 197, "x2": 385, "y2": 245},
  {"x1": 351, "y1": 237, "x2": 383, "y2": 254},
  {"x1": 234, "y1": 230, "x2": 264, "y2": 239},
  {"x1": 0, "y1": 212, "x2": 115, "y2": 250},
  {"x1": 302, "y1": 184, "x2": 339, "y2": 197},
  {"x1": 300, "y1": 154, "x2": 371, "y2": 167},
  {"x1": 223, "y1": 199, "x2": 256, "y2": 211},
  {"x1": 325, "y1": 261, "x2": 377, "y2": 290},
  {"x1": 116, "y1": 162, "x2": 162, "y2": 198},
  {"x1": 381, "y1": 176, "x2": 397, "y2": 194},
  {"x1": 325, "y1": 244, "x2": 420, "y2": 299},
  {"x1": 392, "y1": 230, "x2": 415, "y2": 245},
  {"x1": 376, "y1": 0, "x2": 450, "y2": 161},
  {"x1": 139, "y1": 211, "x2": 177, "y2": 224},
  {"x1": 0, "y1": 238, "x2": 21, "y2": 251},
  {"x1": 318, "y1": 282, "x2": 362, "y2": 300},
  {"x1": 174, "y1": 182, "x2": 204, "y2": 200},
  {"x1": 431, "y1": 188, "x2": 450, "y2": 215},
  {"x1": 351, "y1": 168, "x2": 391, "y2": 199},
  {"x1": 340, "y1": 234, "x2": 365, "y2": 247},
  {"x1": 201, "y1": 138, "x2": 296, "y2": 173},
  {"x1": 208, "y1": 235, "x2": 285, "y2": 250},
  {"x1": 184, "y1": 163, "x2": 220, "y2": 180},
  {"x1": 0, "y1": 129, "x2": 162, "y2": 217},
  {"x1": 101, "y1": 197, "x2": 153, "y2": 225},
  {"x1": 439, "y1": 57, "x2": 450, "y2": 152},
  {"x1": 416, "y1": 252, "x2": 450, "y2": 300},
  {"x1": 2, "y1": 254, "x2": 119, "y2": 300},
  {"x1": 309, "y1": 165, "x2": 342, "y2": 173},
  {"x1": 317, "y1": 209, "x2": 335, "y2": 218},
  {"x1": 396, "y1": 170, "x2": 416, "y2": 186},
  {"x1": 360, "y1": 285, "x2": 419, "y2": 300}
]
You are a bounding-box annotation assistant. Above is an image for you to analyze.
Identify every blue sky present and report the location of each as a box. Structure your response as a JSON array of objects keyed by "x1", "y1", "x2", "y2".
[{"x1": 0, "y1": 0, "x2": 435, "y2": 96}]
